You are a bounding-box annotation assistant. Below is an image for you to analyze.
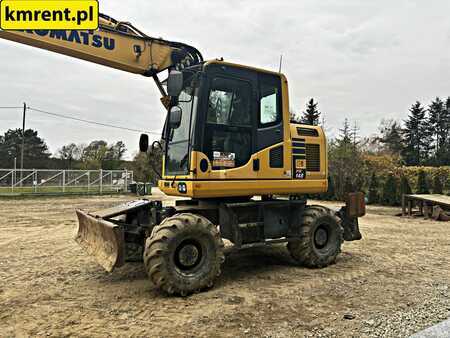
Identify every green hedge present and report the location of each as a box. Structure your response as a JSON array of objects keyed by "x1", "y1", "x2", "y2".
[{"x1": 368, "y1": 166, "x2": 450, "y2": 206}]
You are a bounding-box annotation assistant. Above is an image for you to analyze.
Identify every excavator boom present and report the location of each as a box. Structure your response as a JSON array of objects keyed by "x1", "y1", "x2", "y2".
[{"x1": 0, "y1": 14, "x2": 202, "y2": 87}]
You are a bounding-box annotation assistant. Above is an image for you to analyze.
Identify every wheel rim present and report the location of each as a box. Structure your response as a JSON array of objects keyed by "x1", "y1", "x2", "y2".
[
  {"x1": 174, "y1": 239, "x2": 203, "y2": 271},
  {"x1": 314, "y1": 225, "x2": 329, "y2": 249}
]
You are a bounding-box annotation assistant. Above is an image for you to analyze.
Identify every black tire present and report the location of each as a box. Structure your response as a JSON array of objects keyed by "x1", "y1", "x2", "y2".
[
  {"x1": 143, "y1": 213, "x2": 225, "y2": 296},
  {"x1": 287, "y1": 205, "x2": 343, "y2": 268}
]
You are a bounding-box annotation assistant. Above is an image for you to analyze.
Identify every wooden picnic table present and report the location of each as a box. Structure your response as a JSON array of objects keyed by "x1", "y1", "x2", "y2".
[{"x1": 402, "y1": 194, "x2": 450, "y2": 220}]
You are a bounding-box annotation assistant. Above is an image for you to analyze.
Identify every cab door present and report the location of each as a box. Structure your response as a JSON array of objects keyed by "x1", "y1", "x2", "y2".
[
  {"x1": 199, "y1": 64, "x2": 258, "y2": 180},
  {"x1": 256, "y1": 73, "x2": 286, "y2": 179}
]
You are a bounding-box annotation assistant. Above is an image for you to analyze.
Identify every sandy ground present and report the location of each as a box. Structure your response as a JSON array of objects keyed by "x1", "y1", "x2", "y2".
[{"x1": 0, "y1": 193, "x2": 449, "y2": 337}]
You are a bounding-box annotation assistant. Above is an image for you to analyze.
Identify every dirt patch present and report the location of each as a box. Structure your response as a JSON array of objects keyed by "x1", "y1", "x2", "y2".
[{"x1": 0, "y1": 195, "x2": 449, "y2": 337}]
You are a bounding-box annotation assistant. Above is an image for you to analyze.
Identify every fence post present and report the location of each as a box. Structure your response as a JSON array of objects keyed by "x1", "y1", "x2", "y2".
[
  {"x1": 87, "y1": 171, "x2": 90, "y2": 193},
  {"x1": 33, "y1": 170, "x2": 37, "y2": 193},
  {"x1": 100, "y1": 169, "x2": 103, "y2": 194},
  {"x1": 124, "y1": 169, "x2": 128, "y2": 192},
  {"x1": 11, "y1": 170, "x2": 14, "y2": 193},
  {"x1": 62, "y1": 170, "x2": 66, "y2": 193}
]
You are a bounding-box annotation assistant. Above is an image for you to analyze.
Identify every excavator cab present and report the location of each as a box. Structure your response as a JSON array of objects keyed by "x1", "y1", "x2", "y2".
[{"x1": 159, "y1": 60, "x2": 329, "y2": 199}]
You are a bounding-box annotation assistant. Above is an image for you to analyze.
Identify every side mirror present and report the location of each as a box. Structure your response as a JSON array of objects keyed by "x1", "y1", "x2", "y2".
[
  {"x1": 167, "y1": 71, "x2": 183, "y2": 97},
  {"x1": 139, "y1": 134, "x2": 149, "y2": 153},
  {"x1": 169, "y1": 106, "x2": 182, "y2": 129}
]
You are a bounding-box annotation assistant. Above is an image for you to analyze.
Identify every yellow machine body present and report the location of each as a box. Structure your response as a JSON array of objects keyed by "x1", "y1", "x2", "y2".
[{"x1": 0, "y1": 15, "x2": 365, "y2": 286}]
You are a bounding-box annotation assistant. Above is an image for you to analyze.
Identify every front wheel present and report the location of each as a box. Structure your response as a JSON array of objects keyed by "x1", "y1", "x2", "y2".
[
  {"x1": 144, "y1": 213, "x2": 225, "y2": 296},
  {"x1": 288, "y1": 206, "x2": 343, "y2": 268}
]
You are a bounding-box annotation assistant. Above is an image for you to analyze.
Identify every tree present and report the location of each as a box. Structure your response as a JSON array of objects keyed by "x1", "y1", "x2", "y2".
[
  {"x1": 328, "y1": 119, "x2": 367, "y2": 200},
  {"x1": 301, "y1": 98, "x2": 321, "y2": 126},
  {"x1": 73, "y1": 143, "x2": 86, "y2": 162},
  {"x1": 440, "y1": 97, "x2": 450, "y2": 164},
  {"x1": 416, "y1": 170, "x2": 430, "y2": 194},
  {"x1": 368, "y1": 173, "x2": 380, "y2": 204},
  {"x1": 81, "y1": 140, "x2": 108, "y2": 169},
  {"x1": 399, "y1": 175, "x2": 412, "y2": 197},
  {"x1": 106, "y1": 141, "x2": 127, "y2": 161},
  {"x1": 427, "y1": 97, "x2": 450, "y2": 165},
  {"x1": 377, "y1": 119, "x2": 404, "y2": 157},
  {"x1": 322, "y1": 175, "x2": 336, "y2": 200},
  {"x1": 290, "y1": 108, "x2": 301, "y2": 123},
  {"x1": 344, "y1": 176, "x2": 355, "y2": 195},
  {"x1": 79, "y1": 140, "x2": 127, "y2": 170},
  {"x1": 402, "y1": 102, "x2": 432, "y2": 165},
  {"x1": 351, "y1": 121, "x2": 360, "y2": 149},
  {"x1": 58, "y1": 143, "x2": 78, "y2": 169},
  {"x1": 382, "y1": 174, "x2": 399, "y2": 206},
  {"x1": 132, "y1": 147, "x2": 163, "y2": 184},
  {"x1": 0, "y1": 128, "x2": 50, "y2": 168}
]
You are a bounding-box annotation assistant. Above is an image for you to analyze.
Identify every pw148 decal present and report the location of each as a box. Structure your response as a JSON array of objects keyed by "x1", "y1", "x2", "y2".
[{"x1": 18, "y1": 30, "x2": 115, "y2": 50}]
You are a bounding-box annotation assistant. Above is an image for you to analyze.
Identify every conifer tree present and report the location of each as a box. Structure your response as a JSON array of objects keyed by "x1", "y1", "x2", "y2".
[
  {"x1": 416, "y1": 170, "x2": 430, "y2": 194},
  {"x1": 382, "y1": 174, "x2": 399, "y2": 206},
  {"x1": 427, "y1": 97, "x2": 450, "y2": 164},
  {"x1": 301, "y1": 98, "x2": 321, "y2": 126},
  {"x1": 368, "y1": 173, "x2": 380, "y2": 204},
  {"x1": 400, "y1": 175, "x2": 412, "y2": 197},
  {"x1": 441, "y1": 97, "x2": 450, "y2": 164},
  {"x1": 402, "y1": 102, "x2": 432, "y2": 165}
]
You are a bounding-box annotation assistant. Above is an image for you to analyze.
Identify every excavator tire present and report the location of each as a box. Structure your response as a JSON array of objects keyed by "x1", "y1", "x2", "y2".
[
  {"x1": 287, "y1": 205, "x2": 343, "y2": 268},
  {"x1": 144, "y1": 213, "x2": 225, "y2": 296}
]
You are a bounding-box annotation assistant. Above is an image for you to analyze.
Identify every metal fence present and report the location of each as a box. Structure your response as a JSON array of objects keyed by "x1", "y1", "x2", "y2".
[{"x1": 0, "y1": 169, "x2": 133, "y2": 194}]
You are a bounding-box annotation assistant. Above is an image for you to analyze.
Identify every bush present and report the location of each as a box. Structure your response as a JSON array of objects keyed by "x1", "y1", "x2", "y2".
[
  {"x1": 344, "y1": 176, "x2": 355, "y2": 195},
  {"x1": 321, "y1": 176, "x2": 336, "y2": 200},
  {"x1": 416, "y1": 170, "x2": 430, "y2": 194},
  {"x1": 432, "y1": 175, "x2": 444, "y2": 194},
  {"x1": 398, "y1": 167, "x2": 450, "y2": 193},
  {"x1": 400, "y1": 175, "x2": 412, "y2": 197},
  {"x1": 382, "y1": 174, "x2": 399, "y2": 206},
  {"x1": 368, "y1": 173, "x2": 380, "y2": 204}
]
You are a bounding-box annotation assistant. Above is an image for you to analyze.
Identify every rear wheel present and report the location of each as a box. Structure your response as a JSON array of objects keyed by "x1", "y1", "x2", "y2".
[
  {"x1": 144, "y1": 213, "x2": 225, "y2": 296},
  {"x1": 288, "y1": 206, "x2": 343, "y2": 268}
]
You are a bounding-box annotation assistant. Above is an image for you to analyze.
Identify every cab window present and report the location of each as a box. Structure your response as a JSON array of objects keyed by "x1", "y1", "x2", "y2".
[
  {"x1": 204, "y1": 77, "x2": 253, "y2": 169},
  {"x1": 259, "y1": 74, "x2": 282, "y2": 127}
]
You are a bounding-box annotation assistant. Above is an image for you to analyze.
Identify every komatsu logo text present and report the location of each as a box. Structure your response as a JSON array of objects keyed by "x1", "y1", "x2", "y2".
[{"x1": 20, "y1": 30, "x2": 115, "y2": 50}]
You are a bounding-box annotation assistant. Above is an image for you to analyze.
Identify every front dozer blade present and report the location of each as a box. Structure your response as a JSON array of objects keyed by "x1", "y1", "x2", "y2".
[{"x1": 75, "y1": 210, "x2": 125, "y2": 272}]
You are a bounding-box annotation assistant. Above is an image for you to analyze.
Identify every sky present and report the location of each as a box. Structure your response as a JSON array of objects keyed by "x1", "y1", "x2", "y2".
[{"x1": 1, "y1": 0, "x2": 450, "y2": 159}]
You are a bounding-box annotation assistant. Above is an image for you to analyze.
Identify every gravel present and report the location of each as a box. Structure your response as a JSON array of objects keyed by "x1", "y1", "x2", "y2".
[
  {"x1": 363, "y1": 282, "x2": 450, "y2": 338},
  {"x1": 299, "y1": 281, "x2": 450, "y2": 338}
]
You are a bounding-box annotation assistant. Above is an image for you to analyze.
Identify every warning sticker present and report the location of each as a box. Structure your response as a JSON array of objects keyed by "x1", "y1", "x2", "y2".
[
  {"x1": 295, "y1": 159, "x2": 306, "y2": 169},
  {"x1": 213, "y1": 152, "x2": 235, "y2": 168}
]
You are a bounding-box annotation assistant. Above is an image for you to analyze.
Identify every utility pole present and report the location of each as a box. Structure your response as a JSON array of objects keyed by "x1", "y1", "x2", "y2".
[{"x1": 20, "y1": 102, "x2": 26, "y2": 186}]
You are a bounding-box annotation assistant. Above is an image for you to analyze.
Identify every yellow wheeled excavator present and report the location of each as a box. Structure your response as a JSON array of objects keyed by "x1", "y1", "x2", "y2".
[{"x1": 0, "y1": 14, "x2": 365, "y2": 296}]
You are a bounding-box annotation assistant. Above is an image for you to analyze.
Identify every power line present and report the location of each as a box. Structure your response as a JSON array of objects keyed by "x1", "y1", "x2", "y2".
[
  {"x1": 28, "y1": 107, "x2": 162, "y2": 135},
  {"x1": 0, "y1": 106, "x2": 23, "y2": 109}
]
